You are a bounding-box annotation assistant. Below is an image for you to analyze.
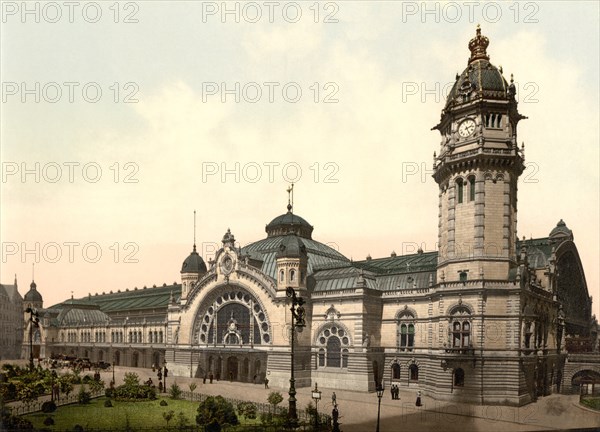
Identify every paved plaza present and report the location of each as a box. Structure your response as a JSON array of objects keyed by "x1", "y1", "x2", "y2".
[{"x1": 104, "y1": 366, "x2": 600, "y2": 431}]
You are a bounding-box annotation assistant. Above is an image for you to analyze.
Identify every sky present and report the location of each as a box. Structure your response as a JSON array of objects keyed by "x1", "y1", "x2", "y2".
[{"x1": 1, "y1": 1, "x2": 599, "y2": 317}]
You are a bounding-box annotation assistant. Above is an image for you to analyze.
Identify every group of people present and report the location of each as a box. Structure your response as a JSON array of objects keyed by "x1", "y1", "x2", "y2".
[{"x1": 390, "y1": 384, "x2": 400, "y2": 400}]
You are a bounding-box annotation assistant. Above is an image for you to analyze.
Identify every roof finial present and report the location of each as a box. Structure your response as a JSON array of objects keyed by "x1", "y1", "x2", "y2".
[
  {"x1": 193, "y1": 210, "x2": 197, "y2": 252},
  {"x1": 32, "y1": 263, "x2": 35, "y2": 283},
  {"x1": 468, "y1": 24, "x2": 490, "y2": 64},
  {"x1": 286, "y1": 183, "x2": 294, "y2": 213}
]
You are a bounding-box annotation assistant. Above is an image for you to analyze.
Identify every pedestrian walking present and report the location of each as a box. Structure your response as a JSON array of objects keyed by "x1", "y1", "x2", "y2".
[
  {"x1": 332, "y1": 391, "x2": 337, "y2": 405},
  {"x1": 416, "y1": 390, "x2": 422, "y2": 406},
  {"x1": 264, "y1": 377, "x2": 269, "y2": 389},
  {"x1": 209, "y1": 372, "x2": 214, "y2": 384},
  {"x1": 203, "y1": 373, "x2": 207, "y2": 384}
]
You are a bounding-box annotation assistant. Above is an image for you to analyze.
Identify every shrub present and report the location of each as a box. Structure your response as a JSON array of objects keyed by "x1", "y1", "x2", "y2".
[
  {"x1": 82, "y1": 375, "x2": 93, "y2": 384},
  {"x1": 237, "y1": 401, "x2": 257, "y2": 420},
  {"x1": 104, "y1": 399, "x2": 113, "y2": 407},
  {"x1": 105, "y1": 387, "x2": 113, "y2": 398},
  {"x1": 78, "y1": 385, "x2": 91, "y2": 404},
  {"x1": 72, "y1": 424, "x2": 84, "y2": 432},
  {"x1": 41, "y1": 400, "x2": 57, "y2": 413},
  {"x1": 43, "y1": 416, "x2": 55, "y2": 426},
  {"x1": 169, "y1": 382, "x2": 182, "y2": 400},
  {"x1": 160, "y1": 399, "x2": 168, "y2": 406},
  {"x1": 196, "y1": 395, "x2": 238, "y2": 432}
]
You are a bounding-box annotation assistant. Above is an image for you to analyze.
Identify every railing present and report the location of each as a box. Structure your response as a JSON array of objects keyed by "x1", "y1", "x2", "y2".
[{"x1": 8, "y1": 389, "x2": 104, "y2": 416}]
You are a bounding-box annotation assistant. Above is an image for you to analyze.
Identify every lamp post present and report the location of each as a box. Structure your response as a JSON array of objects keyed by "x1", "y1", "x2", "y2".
[
  {"x1": 25, "y1": 307, "x2": 39, "y2": 370},
  {"x1": 375, "y1": 382, "x2": 384, "y2": 432},
  {"x1": 286, "y1": 286, "x2": 306, "y2": 427},
  {"x1": 311, "y1": 383, "x2": 321, "y2": 431}
]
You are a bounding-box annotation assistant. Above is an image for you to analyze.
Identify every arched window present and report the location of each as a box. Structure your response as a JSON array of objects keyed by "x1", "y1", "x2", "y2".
[
  {"x1": 459, "y1": 271, "x2": 468, "y2": 282},
  {"x1": 398, "y1": 312, "x2": 416, "y2": 352},
  {"x1": 279, "y1": 270, "x2": 285, "y2": 283},
  {"x1": 159, "y1": 331, "x2": 163, "y2": 344},
  {"x1": 342, "y1": 349, "x2": 349, "y2": 368},
  {"x1": 409, "y1": 364, "x2": 419, "y2": 381},
  {"x1": 454, "y1": 368, "x2": 465, "y2": 386},
  {"x1": 327, "y1": 336, "x2": 341, "y2": 367},
  {"x1": 290, "y1": 269, "x2": 296, "y2": 282},
  {"x1": 456, "y1": 178, "x2": 464, "y2": 204},
  {"x1": 450, "y1": 306, "x2": 472, "y2": 349},
  {"x1": 392, "y1": 363, "x2": 400, "y2": 380},
  {"x1": 316, "y1": 325, "x2": 351, "y2": 369},
  {"x1": 468, "y1": 176, "x2": 475, "y2": 201},
  {"x1": 524, "y1": 322, "x2": 532, "y2": 349}
]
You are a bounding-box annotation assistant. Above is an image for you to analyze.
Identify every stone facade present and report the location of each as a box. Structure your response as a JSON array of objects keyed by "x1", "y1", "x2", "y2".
[
  {"x1": 29, "y1": 27, "x2": 598, "y2": 407},
  {"x1": 0, "y1": 277, "x2": 23, "y2": 360}
]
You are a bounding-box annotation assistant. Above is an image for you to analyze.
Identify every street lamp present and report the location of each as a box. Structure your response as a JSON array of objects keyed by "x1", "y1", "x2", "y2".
[
  {"x1": 163, "y1": 362, "x2": 168, "y2": 392},
  {"x1": 25, "y1": 307, "x2": 39, "y2": 370},
  {"x1": 311, "y1": 383, "x2": 322, "y2": 431},
  {"x1": 286, "y1": 286, "x2": 306, "y2": 427},
  {"x1": 375, "y1": 382, "x2": 384, "y2": 432}
]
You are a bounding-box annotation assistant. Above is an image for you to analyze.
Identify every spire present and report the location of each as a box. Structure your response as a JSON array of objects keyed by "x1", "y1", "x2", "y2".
[
  {"x1": 193, "y1": 210, "x2": 197, "y2": 252},
  {"x1": 286, "y1": 183, "x2": 294, "y2": 213},
  {"x1": 14, "y1": 273, "x2": 17, "y2": 287},
  {"x1": 468, "y1": 24, "x2": 490, "y2": 64}
]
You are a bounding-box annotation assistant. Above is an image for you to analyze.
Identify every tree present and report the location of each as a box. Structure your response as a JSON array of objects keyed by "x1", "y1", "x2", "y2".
[
  {"x1": 188, "y1": 382, "x2": 197, "y2": 399},
  {"x1": 169, "y1": 382, "x2": 182, "y2": 400},
  {"x1": 267, "y1": 391, "x2": 283, "y2": 414},
  {"x1": 196, "y1": 395, "x2": 239, "y2": 432},
  {"x1": 162, "y1": 410, "x2": 174, "y2": 427}
]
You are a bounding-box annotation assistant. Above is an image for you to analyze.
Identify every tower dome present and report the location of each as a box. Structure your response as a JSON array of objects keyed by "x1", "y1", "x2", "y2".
[
  {"x1": 277, "y1": 233, "x2": 307, "y2": 258},
  {"x1": 24, "y1": 280, "x2": 43, "y2": 303},
  {"x1": 180, "y1": 244, "x2": 208, "y2": 274},
  {"x1": 445, "y1": 25, "x2": 514, "y2": 109}
]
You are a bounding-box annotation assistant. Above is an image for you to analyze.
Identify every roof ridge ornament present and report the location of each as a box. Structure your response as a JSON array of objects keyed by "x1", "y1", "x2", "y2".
[{"x1": 468, "y1": 24, "x2": 490, "y2": 64}]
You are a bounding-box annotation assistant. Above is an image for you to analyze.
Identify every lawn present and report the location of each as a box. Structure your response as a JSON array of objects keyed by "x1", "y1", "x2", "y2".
[
  {"x1": 581, "y1": 397, "x2": 600, "y2": 411},
  {"x1": 25, "y1": 396, "x2": 247, "y2": 430}
]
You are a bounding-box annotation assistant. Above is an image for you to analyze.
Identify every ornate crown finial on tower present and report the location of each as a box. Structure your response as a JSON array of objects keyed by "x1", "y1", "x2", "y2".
[
  {"x1": 286, "y1": 183, "x2": 294, "y2": 213},
  {"x1": 468, "y1": 24, "x2": 490, "y2": 64}
]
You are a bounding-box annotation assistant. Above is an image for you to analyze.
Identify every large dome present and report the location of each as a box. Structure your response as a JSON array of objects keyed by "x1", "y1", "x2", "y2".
[
  {"x1": 245, "y1": 209, "x2": 348, "y2": 279},
  {"x1": 445, "y1": 26, "x2": 513, "y2": 108},
  {"x1": 266, "y1": 205, "x2": 314, "y2": 239}
]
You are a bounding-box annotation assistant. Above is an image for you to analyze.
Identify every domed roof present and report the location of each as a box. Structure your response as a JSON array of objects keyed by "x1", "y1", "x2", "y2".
[
  {"x1": 549, "y1": 219, "x2": 573, "y2": 239},
  {"x1": 277, "y1": 233, "x2": 307, "y2": 258},
  {"x1": 266, "y1": 205, "x2": 314, "y2": 239},
  {"x1": 445, "y1": 26, "x2": 513, "y2": 108},
  {"x1": 24, "y1": 280, "x2": 43, "y2": 302},
  {"x1": 57, "y1": 305, "x2": 110, "y2": 326},
  {"x1": 181, "y1": 245, "x2": 208, "y2": 274}
]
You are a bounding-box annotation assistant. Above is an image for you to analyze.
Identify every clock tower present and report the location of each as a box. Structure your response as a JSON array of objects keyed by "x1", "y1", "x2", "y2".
[{"x1": 433, "y1": 25, "x2": 526, "y2": 282}]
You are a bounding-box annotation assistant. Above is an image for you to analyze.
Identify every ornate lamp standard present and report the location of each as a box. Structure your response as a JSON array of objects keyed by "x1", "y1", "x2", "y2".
[
  {"x1": 311, "y1": 383, "x2": 321, "y2": 431},
  {"x1": 25, "y1": 307, "x2": 39, "y2": 370},
  {"x1": 286, "y1": 286, "x2": 306, "y2": 427},
  {"x1": 375, "y1": 382, "x2": 384, "y2": 432}
]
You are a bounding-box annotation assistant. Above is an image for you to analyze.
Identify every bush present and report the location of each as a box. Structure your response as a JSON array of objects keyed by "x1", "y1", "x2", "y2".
[
  {"x1": 196, "y1": 395, "x2": 239, "y2": 432},
  {"x1": 105, "y1": 387, "x2": 114, "y2": 398},
  {"x1": 41, "y1": 400, "x2": 57, "y2": 413},
  {"x1": 160, "y1": 399, "x2": 168, "y2": 406},
  {"x1": 104, "y1": 399, "x2": 113, "y2": 407},
  {"x1": 169, "y1": 382, "x2": 182, "y2": 400},
  {"x1": 72, "y1": 424, "x2": 84, "y2": 432},
  {"x1": 43, "y1": 416, "x2": 55, "y2": 426},
  {"x1": 237, "y1": 401, "x2": 257, "y2": 420},
  {"x1": 82, "y1": 375, "x2": 93, "y2": 384},
  {"x1": 78, "y1": 385, "x2": 91, "y2": 404}
]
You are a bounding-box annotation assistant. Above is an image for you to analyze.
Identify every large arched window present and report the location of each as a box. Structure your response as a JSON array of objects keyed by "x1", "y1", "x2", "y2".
[
  {"x1": 316, "y1": 325, "x2": 351, "y2": 369},
  {"x1": 468, "y1": 176, "x2": 476, "y2": 201}
]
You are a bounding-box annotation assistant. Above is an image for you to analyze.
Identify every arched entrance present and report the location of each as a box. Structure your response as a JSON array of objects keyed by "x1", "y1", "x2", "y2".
[
  {"x1": 227, "y1": 357, "x2": 238, "y2": 381},
  {"x1": 114, "y1": 351, "x2": 121, "y2": 366},
  {"x1": 153, "y1": 351, "x2": 161, "y2": 368},
  {"x1": 132, "y1": 352, "x2": 139, "y2": 368},
  {"x1": 572, "y1": 370, "x2": 600, "y2": 395},
  {"x1": 243, "y1": 358, "x2": 250, "y2": 382}
]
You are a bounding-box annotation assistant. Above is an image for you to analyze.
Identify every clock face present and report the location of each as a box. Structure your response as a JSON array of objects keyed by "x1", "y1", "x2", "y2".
[{"x1": 458, "y1": 119, "x2": 476, "y2": 137}]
